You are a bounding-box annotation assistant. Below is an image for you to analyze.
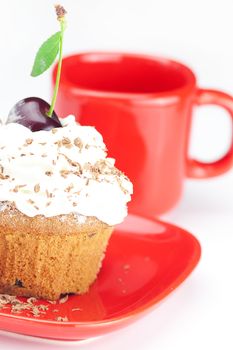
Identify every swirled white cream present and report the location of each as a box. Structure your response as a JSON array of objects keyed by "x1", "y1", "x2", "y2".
[{"x1": 0, "y1": 116, "x2": 133, "y2": 225}]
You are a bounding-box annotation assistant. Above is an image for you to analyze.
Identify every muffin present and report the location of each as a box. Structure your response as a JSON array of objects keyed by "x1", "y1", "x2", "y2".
[{"x1": 0, "y1": 116, "x2": 133, "y2": 300}]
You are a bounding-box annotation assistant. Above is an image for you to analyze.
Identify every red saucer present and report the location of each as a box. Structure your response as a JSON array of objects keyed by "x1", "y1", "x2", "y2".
[{"x1": 0, "y1": 214, "x2": 201, "y2": 341}]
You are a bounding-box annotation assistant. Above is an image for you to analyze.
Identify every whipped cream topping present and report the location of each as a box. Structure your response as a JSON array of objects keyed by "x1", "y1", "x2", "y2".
[{"x1": 0, "y1": 116, "x2": 133, "y2": 225}]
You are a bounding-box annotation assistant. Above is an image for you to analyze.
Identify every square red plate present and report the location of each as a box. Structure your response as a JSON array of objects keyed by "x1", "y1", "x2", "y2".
[{"x1": 0, "y1": 214, "x2": 201, "y2": 341}]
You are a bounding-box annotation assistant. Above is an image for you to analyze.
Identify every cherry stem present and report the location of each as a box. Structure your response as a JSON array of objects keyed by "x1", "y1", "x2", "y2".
[{"x1": 47, "y1": 18, "x2": 66, "y2": 118}]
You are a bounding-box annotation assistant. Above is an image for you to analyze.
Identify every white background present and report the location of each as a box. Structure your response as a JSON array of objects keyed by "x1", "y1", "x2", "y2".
[{"x1": 0, "y1": 0, "x2": 233, "y2": 349}]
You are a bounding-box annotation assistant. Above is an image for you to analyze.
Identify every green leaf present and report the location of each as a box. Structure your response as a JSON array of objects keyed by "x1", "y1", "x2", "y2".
[{"x1": 31, "y1": 31, "x2": 61, "y2": 77}]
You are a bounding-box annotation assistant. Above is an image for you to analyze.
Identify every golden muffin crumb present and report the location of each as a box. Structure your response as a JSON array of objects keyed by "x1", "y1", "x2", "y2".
[{"x1": 0, "y1": 203, "x2": 113, "y2": 300}]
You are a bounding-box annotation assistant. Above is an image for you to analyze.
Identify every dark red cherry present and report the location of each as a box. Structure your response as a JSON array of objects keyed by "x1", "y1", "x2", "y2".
[{"x1": 7, "y1": 97, "x2": 62, "y2": 132}]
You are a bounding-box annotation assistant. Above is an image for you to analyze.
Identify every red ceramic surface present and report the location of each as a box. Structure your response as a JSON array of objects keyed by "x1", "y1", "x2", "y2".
[
  {"x1": 0, "y1": 214, "x2": 201, "y2": 341},
  {"x1": 53, "y1": 53, "x2": 233, "y2": 216}
]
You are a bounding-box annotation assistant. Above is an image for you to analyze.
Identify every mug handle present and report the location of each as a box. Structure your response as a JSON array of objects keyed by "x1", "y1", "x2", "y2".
[{"x1": 187, "y1": 88, "x2": 233, "y2": 178}]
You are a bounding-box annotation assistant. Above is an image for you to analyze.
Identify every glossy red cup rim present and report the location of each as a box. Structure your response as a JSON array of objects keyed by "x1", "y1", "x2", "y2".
[{"x1": 53, "y1": 52, "x2": 197, "y2": 100}]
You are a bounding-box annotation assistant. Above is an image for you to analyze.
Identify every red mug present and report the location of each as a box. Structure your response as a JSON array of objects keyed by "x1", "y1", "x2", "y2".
[{"x1": 53, "y1": 52, "x2": 233, "y2": 216}]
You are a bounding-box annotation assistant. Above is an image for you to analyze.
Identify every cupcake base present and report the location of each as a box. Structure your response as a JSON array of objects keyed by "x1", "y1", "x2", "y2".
[{"x1": 0, "y1": 203, "x2": 113, "y2": 300}]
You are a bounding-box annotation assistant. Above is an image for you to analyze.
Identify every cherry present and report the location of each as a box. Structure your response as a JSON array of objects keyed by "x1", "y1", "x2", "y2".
[{"x1": 7, "y1": 97, "x2": 62, "y2": 132}]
